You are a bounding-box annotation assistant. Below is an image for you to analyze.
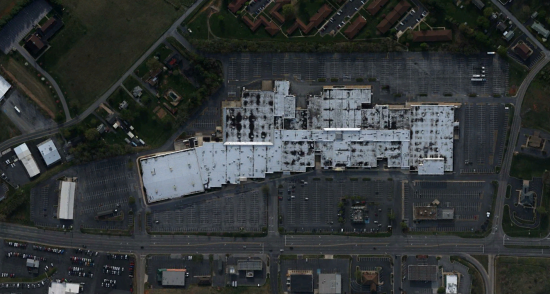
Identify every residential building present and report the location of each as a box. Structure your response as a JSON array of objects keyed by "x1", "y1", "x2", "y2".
[
  {"x1": 344, "y1": 17, "x2": 367, "y2": 39},
  {"x1": 412, "y1": 30, "x2": 453, "y2": 42},
  {"x1": 532, "y1": 21, "x2": 550, "y2": 38},
  {"x1": 376, "y1": 0, "x2": 411, "y2": 34},
  {"x1": 472, "y1": 0, "x2": 485, "y2": 10},
  {"x1": 366, "y1": 0, "x2": 389, "y2": 15}
]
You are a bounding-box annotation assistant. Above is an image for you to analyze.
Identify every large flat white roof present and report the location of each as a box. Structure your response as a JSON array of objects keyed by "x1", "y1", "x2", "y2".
[
  {"x1": 37, "y1": 138, "x2": 61, "y2": 166},
  {"x1": 58, "y1": 181, "x2": 75, "y2": 220},
  {"x1": 0, "y1": 74, "x2": 10, "y2": 102},
  {"x1": 141, "y1": 149, "x2": 205, "y2": 202},
  {"x1": 140, "y1": 81, "x2": 458, "y2": 202},
  {"x1": 14, "y1": 143, "x2": 40, "y2": 178}
]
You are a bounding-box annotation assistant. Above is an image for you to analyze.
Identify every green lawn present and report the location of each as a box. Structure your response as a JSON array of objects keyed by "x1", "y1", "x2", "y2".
[
  {"x1": 0, "y1": 112, "x2": 21, "y2": 143},
  {"x1": 107, "y1": 88, "x2": 174, "y2": 148},
  {"x1": 472, "y1": 255, "x2": 489, "y2": 273},
  {"x1": 508, "y1": 60, "x2": 529, "y2": 96},
  {"x1": 496, "y1": 256, "x2": 550, "y2": 294},
  {"x1": 510, "y1": 153, "x2": 550, "y2": 179},
  {"x1": 38, "y1": 0, "x2": 188, "y2": 114},
  {"x1": 521, "y1": 63, "x2": 550, "y2": 131}
]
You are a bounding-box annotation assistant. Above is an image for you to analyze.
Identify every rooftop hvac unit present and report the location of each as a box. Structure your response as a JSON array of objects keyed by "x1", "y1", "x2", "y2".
[{"x1": 173, "y1": 185, "x2": 177, "y2": 191}]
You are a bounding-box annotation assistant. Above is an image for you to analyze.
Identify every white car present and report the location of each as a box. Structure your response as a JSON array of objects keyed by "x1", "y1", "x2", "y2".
[{"x1": 188, "y1": 28, "x2": 192, "y2": 33}]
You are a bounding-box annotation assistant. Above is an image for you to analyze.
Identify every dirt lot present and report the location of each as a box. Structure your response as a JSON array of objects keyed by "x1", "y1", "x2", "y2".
[
  {"x1": 146, "y1": 284, "x2": 271, "y2": 294},
  {"x1": 496, "y1": 256, "x2": 550, "y2": 294},
  {"x1": 0, "y1": 0, "x2": 17, "y2": 19},
  {"x1": 38, "y1": 0, "x2": 188, "y2": 112},
  {"x1": 1, "y1": 57, "x2": 57, "y2": 117}
]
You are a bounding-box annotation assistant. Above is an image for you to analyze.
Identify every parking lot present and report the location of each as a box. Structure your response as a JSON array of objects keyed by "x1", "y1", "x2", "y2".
[
  {"x1": 458, "y1": 103, "x2": 509, "y2": 174},
  {"x1": 320, "y1": 0, "x2": 367, "y2": 36},
  {"x1": 279, "y1": 257, "x2": 350, "y2": 294},
  {"x1": 146, "y1": 254, "x2": 214, "y2": 289},
  {"x1": 220, "y1": 52, "x2": 509, "y2": 96},
  {"x1": 279, "y1": 176, "x2": 396, "y2": 234},
  {"x1": 350, "y1": 256, "x2": 393, "y2": 294},
  {"x1": 403, "y1": 181, "x2": 495, "y2": 233},
  {"x1": 0, "y1": 241, "x2": 135, "y2": 294},
  {"x1": 0, "y1": 89, "x2": 56, "y2": 134},
  {"x1": 30, "y1": 156, "x2": 138, "y2": 231},
  {"x1": 147, "y1": 190, "x2": 267, "y2": 233}
]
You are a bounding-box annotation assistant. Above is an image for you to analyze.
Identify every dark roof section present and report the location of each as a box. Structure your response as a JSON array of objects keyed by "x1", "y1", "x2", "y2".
[
  {"x1": 228, "y1": 0, "x2": 247, "y2": 14},
  {"x1": 25, "y1": 34, "x2": 46, "y2": 56},
  {"x1": 408, "y1": 265, "x2": 438, "y2": 281},
  {"x1": 287, "y1": 4, "x2": 332, "y2": 35},
  {"x1": 472, "y1": 0, "x2": 485, "y2": 10},
  {"x1": 513, "y1": 42, "x2": 533, "y2": 61},
  {"x1": 38, "y1": 17, "x2": 63, "y2": 40},
  {"x1": 270, "y1": 0, "x2": 291, "y2": 23},
  {"x1": 412, "y1": 29, "x2": 453, "y2": 42},
  {"x1": 290, "y1": 274, "x2": 314, "y2": 293},
  {"x1": 496, "y1": 22, "x2": 507, "y2": 32},
  {"x1": 366, "y1": 0, "x2": 389, "y2": 15},
  {"x1": 376, "y1": 0, "x2": 411, "y2": 34},
  {"x1": 344, "y1": 17, "x2": 367, "y2": 39},
  {"x1": 0, "y1": 0, "x2": 52, "y2": 54},
  {"x1": 243, "y1": 15, "x2": 280, "y2": 36}
]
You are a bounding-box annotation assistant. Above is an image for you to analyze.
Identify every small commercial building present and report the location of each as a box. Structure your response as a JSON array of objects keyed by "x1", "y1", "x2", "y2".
[
  {"x1": 14, "y1": 143, "x2": 40, "y2": 178},
  {"x1": 318, "y1": 273, "x2": 341, "y2": 294},
  {"x1": 237, "y1": 260, "x2": 263, "y2": 277},
  {"x1": 48, "y1": 282, "x2": 80, "y2": 294},
  {"x1": 58, "y1": 181, "x2": 76, "y2": 220},
  {"x1": 408, "y1": 265, "x2": 438, "y2": 281},
  {"x1": 37, "y1": 138, "x2": 61, "y2": 166},
  {"x1": 26, "y1": 258, "x2": 39, "y2": 274},
  {"x1": 513, "y1": 42, "x2": 533, "y2": 61},
  {"x1": 445, "y1": 274, "x2": 458, "y2": 294},
  {"x1": 160, "y1": 269, "x2": 186, "y2": 287},
  {"x1": 290, "y1": 273, "x2": 314, "y2": 294},
  {"x1": 0, "y1": 74, "x2": 11, "y2": 102}
]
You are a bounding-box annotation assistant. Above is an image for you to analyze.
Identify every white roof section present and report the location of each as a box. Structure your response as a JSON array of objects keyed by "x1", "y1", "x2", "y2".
[
  {"x1": 140, "y1": 81, "x2": 458, "y2": 202},
  {"x1": 0, "y1": 74, "x2": 10, "y2": 102},
  {"x1": 418, "y1": 158, "x2": 445, "y2": 175},
  {"x1": 446, "y1": 274, "x2": 458, "y2": 294},
  {"x1": 319, "y1": 273, "x2": 342, "y2": 294},
  {"x1": 48, "y1": 282, "x2": 79, "y2": 294},
  {"x1": 141, "y1": 149, "x2": 205, "y2": 202},
  {"x1": 37, "y1": 139, "x2": 61, "y2": 166},
  {"x1": 58, "y1": 181, "x2": 76, "y2": 220},
  {"x1": 14, "y1": 143, "x2": 40, "y2": 178}
]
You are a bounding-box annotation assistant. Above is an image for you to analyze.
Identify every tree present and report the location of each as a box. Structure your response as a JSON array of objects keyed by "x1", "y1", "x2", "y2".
[
  {"x1": 476, "y1": 16, "x2": 490, "y2": 29},
  {"x1": 388, "y1": 212, "x2": 395, "y2": 221},
  {"x1": 129, "y1": 196, "x2": 136, "y2": 205},
  {"x1": 146, "y1": 58, "x2": 163, "y2": 73},
  {"x1": 400, "y1": 221, "x2": 409, "y2": 232},
  {"x1": 282, "y1": 4, "x2": 295, "y2": 21},
  {"x1": 420, "y1": 42, "x2": 429, "y2": 50},
  {"x1": 537, "y1": 206, "x2": 547, "y2": 215},
  {"x1": 483, "y1": 7, "x2": 493, "y2": 18},
  {"x1": 437, "y1": 286, "x2": 446, "y2": 294},
  {"x1": 84, "y1": 128, "x2": 99, "y2": 141},
  {"x1": 497, "y1": 46, "x2": 508, "y2": 57}
]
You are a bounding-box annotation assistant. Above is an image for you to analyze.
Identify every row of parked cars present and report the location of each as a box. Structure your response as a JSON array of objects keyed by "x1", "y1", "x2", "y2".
[{"x1": 33, "y1": 245, "x2": 65, "y2": 254}]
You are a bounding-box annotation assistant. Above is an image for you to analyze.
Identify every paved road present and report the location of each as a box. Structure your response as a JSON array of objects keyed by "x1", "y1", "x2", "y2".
[
  {"x1": 490, "y1": 0, "x2": 550, "y2": 56},
  {"x1": 15, "y1": 43, "x2": 71, "y2": 121}
]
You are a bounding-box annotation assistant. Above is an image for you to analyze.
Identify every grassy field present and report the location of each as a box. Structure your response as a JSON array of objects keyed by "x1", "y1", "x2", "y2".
[
  {"x1": 496, "y1": 256, "x2": 550, "y2": 294},
  {"x1": 521, "y1": 63, "x2": 550, "y2": 131},
  {"x1": 471, "y1": 255, "x2": 488, "y2": 273},
  {"x1": 508, "y1": 61, "x2": 529, "y2": 96},
  {"x1": 510, "y1": 153, "x2": 550, "y2": 179},
  {"x1": 107, "y1": 87, "x2": 174, "y2": 148},
  {"x1": 146, "y1": 283, "x2": 270, "y2": 294},
  {"x1": 0, "y1": 112, "x2": 21, "y2": 143},
  {"x1": 38, "y1": 0, "x2": 188, "y2": 114}
]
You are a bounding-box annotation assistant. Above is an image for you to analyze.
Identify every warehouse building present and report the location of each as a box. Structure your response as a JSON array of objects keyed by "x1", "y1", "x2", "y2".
[
  {"x1": 159, "y1": 269, "x2": 186, "y2": 287},
  {"x1": 140, "y1": 81, "x2": 459, "y2": 202},
  {"x1": 0, "y1": 74, "x2": 11, "y2": 102},
  {"x1": 57, "y1": 181, "x2": 76, "y2": 220},
  {"x1": 14, "y1": 143, "x2": 40, "y2": 178},
  {"x1": 37, "y1": 138, "x2": 61, "y2": 166}
]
